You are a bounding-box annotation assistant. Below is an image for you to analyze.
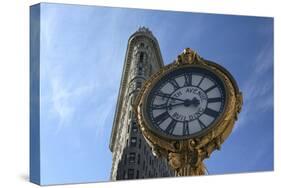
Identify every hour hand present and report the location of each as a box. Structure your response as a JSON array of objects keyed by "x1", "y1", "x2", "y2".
[
  {"x1": 191, "y1": 97, "x2": 200, "y2": 106},
  {"x1": 152, "y1": 103, "x2": 168, "y2": 109},
  {"x1": 167, "y1": 102, "x2": 185, "y2": 109}
]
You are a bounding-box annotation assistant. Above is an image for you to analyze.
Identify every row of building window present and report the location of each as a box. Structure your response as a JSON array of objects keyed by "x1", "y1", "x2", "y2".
[
  {"x1": 134, "y1": 51, "x2": 150, "y2": 76},
  {"x1": 128, "y1": 79, "x2": 142, "y2": 94},
  {"x1": 126, "y1": 136, "x2": 142, "y2": 149},
  {"x1": 132, "y1": 125, "x2": 138, "y2": 133},
  {"x1": 136, "y1": 64, "x2": 153, "y2": 77},
  {"x1": 127, "y1": 121, "x2": 138, "y2": 133},
  {"x1": 122, "y1": 149, "x2": 172, "y2": 178},
  {"x1": 123, "y1": 169, "x2": 139, "y2": 179},
  {"x1": 121, "y1": 167, "x2": 168, "y2": 180},
  {"x1": 124, "y1": 152, "x2": 141, "y2": 165},
  {"x1": 124, "y1": 151, "x2": 155, "y2": 168}
]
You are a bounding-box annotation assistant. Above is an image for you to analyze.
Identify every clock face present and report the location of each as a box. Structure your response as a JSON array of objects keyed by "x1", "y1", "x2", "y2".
[{"x1": 145, "y1": 66, "x2": 227, "y2": 139}]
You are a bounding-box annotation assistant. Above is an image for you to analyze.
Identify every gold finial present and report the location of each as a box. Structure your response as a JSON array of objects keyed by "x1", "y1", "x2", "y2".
[{"x1": 176, "y1": 48, "x2": 202, "y2": 65}]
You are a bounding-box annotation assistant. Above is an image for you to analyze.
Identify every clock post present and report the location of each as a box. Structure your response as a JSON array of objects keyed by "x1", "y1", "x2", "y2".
[{"x1": 134, "y1": 48, "x2": 243, "y2": 176}]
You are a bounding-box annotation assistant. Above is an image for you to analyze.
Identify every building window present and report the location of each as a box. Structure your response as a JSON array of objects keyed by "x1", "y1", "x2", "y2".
[
  {"x1": 129, "y1": 152, "x2": 136, "y2": 163},
  {"x1": 137, "y1": 154, "x2": 141, "y2": 164},
  {"x1": 136, "y1": 81, "x2": 141, "y2": 89},
  {"x1": 123, "y1": 171, "x2": 126, "y2": 179},
  {"x1": 130, "y1": 137, "x2": 137, "y2": 147},
  {"x1": 145, "y1": 165, "x2": 148, "y2": 174},
  {"x1": 149, "y1": 64, "x2": 152, "y2": 75},
  {"x1": 139, "y1": 52, "x2": 144, "y2": 62},
  {"x1": 132, "y1": 125, "x2": 138, "y2": 133},
  {"x1": 138, "y1": 139, "x2": 141, "y2": 148},
  {"x1": 128, "y1": 169, "x2": 134, "y2": 179},
  {"x1": 124, "y1": 154, "x2": 127, "y2": 164},
  {"x1": 136, "y1": 170, "x2": 139, "y2": 179},
  {"x1": 138, "y1": 66, "x2": 143, "y2": 75},
  {"x1": 140, "y1": 43, "x2": 144, "y2": 47}
]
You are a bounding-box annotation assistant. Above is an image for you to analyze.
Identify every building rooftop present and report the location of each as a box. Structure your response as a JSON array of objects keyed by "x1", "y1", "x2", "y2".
[{"x1": 137, "y1": 26, "x2": 153, "y2": 35}]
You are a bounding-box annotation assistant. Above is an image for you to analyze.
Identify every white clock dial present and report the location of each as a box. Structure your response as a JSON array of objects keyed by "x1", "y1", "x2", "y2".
[{"x1": 146, "y1": 67, "x2": 226, "y2": 139}]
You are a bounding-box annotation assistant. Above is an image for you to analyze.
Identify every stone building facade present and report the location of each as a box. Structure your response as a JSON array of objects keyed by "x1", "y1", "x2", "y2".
[{"x1": 109, "y1": 27, "x2": 174, "y2": 180}]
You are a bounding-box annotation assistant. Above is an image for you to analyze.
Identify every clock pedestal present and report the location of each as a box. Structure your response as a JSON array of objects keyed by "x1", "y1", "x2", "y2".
[{"x1": 168, "y1": 149, "x2": 206, "y2": 176}]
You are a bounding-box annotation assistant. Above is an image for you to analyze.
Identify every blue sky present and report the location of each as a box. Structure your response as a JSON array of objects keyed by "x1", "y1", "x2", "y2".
[{"x1": 37, "y1": 3, "x2": 273, "y2": 185}]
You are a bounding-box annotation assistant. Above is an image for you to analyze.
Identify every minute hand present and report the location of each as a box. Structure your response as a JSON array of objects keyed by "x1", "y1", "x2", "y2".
[
  {"x1": 167, "y1": 99, "x2": 196, "y2": 109},
  {"x1": 156, "y1": 93, "x2": 185, "y2": 102},
  {"x1": 153, "y1": 102, "x2": 184, "y2": 109}
]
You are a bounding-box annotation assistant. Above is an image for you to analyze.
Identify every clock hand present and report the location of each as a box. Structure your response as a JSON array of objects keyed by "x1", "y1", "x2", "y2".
[
  {"x1": 153, "y1": 102, "x2": 185, "y2": 109},
  {"x1": 154, "y1": 98, "x2": 199, "y2": 110},
  {"x1": 155, "y1": 93, "x2": 185, "y2": 102},
  {"x1": 191, "y1": 97, "x2": 200, "y2": 107},
  {"x1": 168, "y1": 102, "x2": 185, "y2": 108},
  {"x1": 168, "y1": 99, "x2": 193, "y2": 109}
]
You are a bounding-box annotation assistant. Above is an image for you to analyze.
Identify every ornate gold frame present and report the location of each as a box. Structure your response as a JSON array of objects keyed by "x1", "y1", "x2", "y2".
[{"x1": 134, "y1": 48, "x2": 243, "y2": 176}]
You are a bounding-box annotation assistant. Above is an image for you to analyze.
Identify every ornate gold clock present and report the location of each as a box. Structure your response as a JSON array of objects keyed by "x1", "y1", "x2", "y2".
[{"x1": 134, "y1": 48, "x2": 242, "y2": 176}]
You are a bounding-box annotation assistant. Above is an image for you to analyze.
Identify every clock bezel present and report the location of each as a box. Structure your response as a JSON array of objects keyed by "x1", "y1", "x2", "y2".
[
  {"x1": 134, "y1": 49, "x2": 242, "y2": 172},
  {"x1": 141, "y1": 63, "x2": 230, "y2": 141}
]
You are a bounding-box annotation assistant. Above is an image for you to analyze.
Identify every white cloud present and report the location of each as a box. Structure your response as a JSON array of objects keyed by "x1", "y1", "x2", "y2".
[
  {"x1": 91, "y1": 93, "x2": 117, "y2": 141},
  {"x1": 234, "y1": 44, "x2": 273, "y2": 132},
  {"x1": 49, "y1": 76, "x2": 95, "y2": 134},
  {"x1": 254, "y1": 42, "x2": 274, "y2": 74}
]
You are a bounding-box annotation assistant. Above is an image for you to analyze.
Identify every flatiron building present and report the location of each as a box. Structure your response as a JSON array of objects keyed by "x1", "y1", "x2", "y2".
[{"x1": 109, "y1": 27, "x2": 173, "y2": 180}]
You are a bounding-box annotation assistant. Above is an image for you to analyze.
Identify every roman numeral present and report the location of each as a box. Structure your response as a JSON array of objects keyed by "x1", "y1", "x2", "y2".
[
  {"x1": 207, "y1": 97, "x2": 221, "y2": 103},
  {"x1": 154, "y1": 111, "x2": 170, "y2": 125},
  {"x1": 205, "y1": 85, "x2": 217, "y2": 93},
  {"x1": 164, "y1": 119, "x2": 177, "y2": 135},
  {"x1": 197, "y1": 75, "x2": 205, "y2": 87},
  {"x1": 169, "y1": 79, "x2": 180, "y2": 90},
  {"x1": 198, "y1": 119, "x2": 206, "y2": 129},
  {"x1": 184, "y1": 73, "x2": 192, "y2": 86},
  {"x1": 183, "y1": 121, "x2": 189, "y2": 135},
  {"x1": 204, "y1": 107, "x2": 219, "y2": 118}
]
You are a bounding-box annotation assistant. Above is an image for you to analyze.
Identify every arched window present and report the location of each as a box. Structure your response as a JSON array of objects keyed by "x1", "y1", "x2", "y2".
[{"x1": 139, "y1": 52, "x2": 144, "y2": 62}]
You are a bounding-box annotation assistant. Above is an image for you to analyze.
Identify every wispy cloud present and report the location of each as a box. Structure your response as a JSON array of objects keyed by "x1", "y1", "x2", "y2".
[
  {"x1": 91, "y1": 93, "x2": 117, "y2": 140},
  {"x1": 233, "y1": 42, "x2": 273, "y2": 132},
  {"x1": 40, "y1": 3, "x2": 123, "y2": 140},
  {"x1": 254, "y1": 42, "x2": 274, "y2": 74},
  {"x1": 49, "y1": 76, "x2": 95, "y2": 134}
]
